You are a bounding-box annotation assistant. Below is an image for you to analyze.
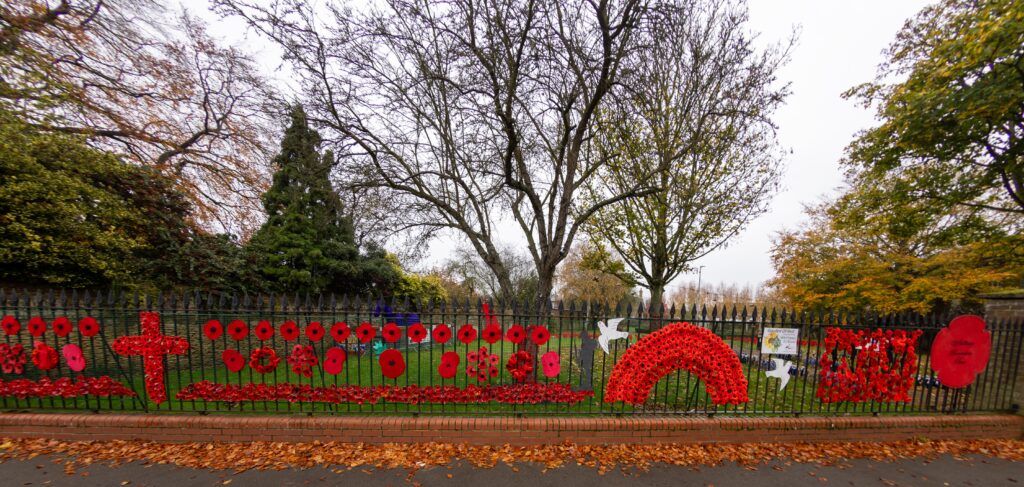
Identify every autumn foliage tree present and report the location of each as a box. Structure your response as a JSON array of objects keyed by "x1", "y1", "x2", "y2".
[{"x1": 557, "y1": 243, "x2": 637, "y2": 308}]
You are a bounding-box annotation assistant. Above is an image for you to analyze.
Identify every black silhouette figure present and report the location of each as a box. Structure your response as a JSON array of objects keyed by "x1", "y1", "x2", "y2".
[{"x1": 574, "y1": 328, "x2": 598, "y2": 392}]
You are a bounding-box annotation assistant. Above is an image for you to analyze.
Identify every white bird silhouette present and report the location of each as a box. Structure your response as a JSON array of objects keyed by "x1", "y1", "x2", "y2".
[
  {"x1": 765, "y1": 358, "x2": 793, "y2": 391},
  {"x1": 596, "y1": 318, "x2": 628, "y2": 354}
]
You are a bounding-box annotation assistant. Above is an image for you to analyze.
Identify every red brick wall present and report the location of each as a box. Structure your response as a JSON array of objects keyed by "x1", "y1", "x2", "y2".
[{"x1": 0, "y1": 413, "x2": 1021, "y2": 445}]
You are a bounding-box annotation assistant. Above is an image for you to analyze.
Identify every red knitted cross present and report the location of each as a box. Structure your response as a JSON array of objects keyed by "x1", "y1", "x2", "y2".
[{"x1": 112, "y1": 312, "x2": 189, "y2": 405}]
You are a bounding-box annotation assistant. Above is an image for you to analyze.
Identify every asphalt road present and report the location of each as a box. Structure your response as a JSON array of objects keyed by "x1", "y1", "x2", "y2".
[{"x1": 0, "y1": 453, "x2": 1019, "y2": 486}]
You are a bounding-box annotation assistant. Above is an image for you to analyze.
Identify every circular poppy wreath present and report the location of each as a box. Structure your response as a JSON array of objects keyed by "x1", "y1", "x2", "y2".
[
  {"x1": 249, "y1": 346, "x2": 281, "y2": 373},
  {"x1": 203, "y1": 320, "x2": 224, "y2": 340},
  {"x1": 78, "y1": 317, "x2": 99, "y2": 337},
  {"x1": 1, "y1": 316, "x2": 21, "y2": 335},
  {"x1": 52, "y1": 317, "x2": 72, "y2": 337},
  {"x1": 254, "y1": 320, "x2": 274, "y2": 340},
  {"x1": 407, "y1": 323, "x2": 427, "y2": 343},
  {"x1": 431, "y1": 324, "x2": 452, "y2": 343},
  {"x1": 330, "y1": 322, "x2": 351, "y2": 342},
  {"x1": 305, "y1": 322, "x2": 326, "y2": 342}
]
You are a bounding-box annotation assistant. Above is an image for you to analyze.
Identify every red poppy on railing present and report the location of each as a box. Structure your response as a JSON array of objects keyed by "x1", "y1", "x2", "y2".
[
  {"x1": 305, "y1": 322, "x2": 326, "y2": 342},
  {"x1": 505, "y1": 324, "x2": 526, "y2": 344},
  {"x1": 356, "y1": 323, "x2": 376, "y2": 343},
  {"x1": 432, "y1": 324, "x2": 452, "y2": 343},
  {"x1": 407, "y1": 323, "x2": 427, "y2": 343},
  {"x1": 1, "y1": 316, "x2": 20, "y2": 335},
  {"x1": 279, "y1": 320, "x2": 299, "y2": 341},
  {"x1": 52, "y1": 317, "x2": 72, "y2": 337},
  {"x1": 222, "y1": 349, "x2": 245, "y2": 372},
  {"x1": 0, "y1": 343, "x2": 27, "y2": 374},
  {"x1": 506, "y1": 351, "x2": 533, "y2": 382},
  {"x1": 379, "y1": 349, "x2": 406, "y2": 378},
  {"x1": 330, "y1": 322, "x2": 351, "y2": 342},
  {"x1": 227, "y1": 320, "x2": 248, "y2": 340},
  {"x1": 203, "y1": 320, "x2": 223, "y2": 340},
  {"x1": 287, "y1": 344, "x2": 318, "y2": 377},
  {"x1": 175, "y1": 381, "x2": 593, "y2": 405},
  {"x1": 62, "y1": 344, "x2": 86, "y2": 372},
  {"x1": 482, "y1": 323, "x2": 502, "y2": 344},
  {"x1": 31, "y1": 342, "x2": 58, "y2": 370},
  {"x1": 254, "y1": 320, "x2": 274, "y2": 340},
  {"x1": 382, "y1": 323, "x2": 401, "y2": 343},
  {"x1": 457, "y1": 324, "x2": 477, "y2": 344},
  {"x1": 28, "y1": 317, "x2": 46, "y2": 337},
  {"x1": 438, "y1": 351, "x2": 460, "y2": 378},
  {"x1": 77, "y1": 317, "x2": 99, "y2": 337},
  {"x1": 529, "y1": 325, "x2": 550, "y2": 346},
  {"x1": 0, "y1": 376, "x2": 135, "y2": 399},
  {"x1": 541, "y1": 351, "x2": 560, "y2": 378},
  {"x1": 323, "y1": 347, "x2": 346, "y2": 375},
  {"x1": 249, "y1": 346, "x2": 280, "y2": 373}
]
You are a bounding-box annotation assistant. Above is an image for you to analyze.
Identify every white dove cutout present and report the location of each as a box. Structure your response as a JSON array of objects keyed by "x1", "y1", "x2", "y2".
[
  {"x1": 765, "y1": 358, "x2": 793, "y2": 391},
  {"x1": 596, "y1": 318, "x2": 628, "y2": 354}
]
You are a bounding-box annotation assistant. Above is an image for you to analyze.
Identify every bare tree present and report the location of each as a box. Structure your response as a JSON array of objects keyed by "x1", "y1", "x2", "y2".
[
  {"x1": 1, "y1": 1, "x2": 277, "y2": 232},
  {"x1": 586, "y1": 0, "x2": 790, "y2": 313},
  {"x1": 214, "y1": 0, "x2": 655, "y2": 307}
]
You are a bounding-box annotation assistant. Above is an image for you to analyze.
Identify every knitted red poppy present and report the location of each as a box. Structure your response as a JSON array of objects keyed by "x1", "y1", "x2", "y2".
[
  {"x1": 305, "y1": 321, "x2": 326, "y2": 342},
  {"x1": 323, "y1": 347, "x2": 347, "y2": 375},
  {"x1": 279, "y1": 320, "x2": 299, "y2": 341},
  {"x1": 505, "y1": 324, "x2": 526, "y2": 344},
  {"x1": 407, "y1": 323, "x2": 427, "y2": 343},
  {"x1": 438, "y1": 351, "x2": 460, "y2": 379},
  {"x1": 379, "y1": 349, "x2": 406, "y2": 379},
  {"x1": 506, "y1": 351, "x2": 533, "y2": 382},
  {"x1": 203, "y1": 320, "x2": 224, "y2": 340},
  {"x1": 287, "y1": 344, "x2": 318, "y2": 377},
  {"x1": 77, "y1": 317, "x2": 99, "y2": 337},
  {"x1": 355, "y1": 323, "x2": 375, "y2": 343},
  {"x1": 431, "y1": 324, "x2": 452, "y2": 343},
  {"x1": 222, "y1": 349, "x2": 245, "y2": 372},
  {"x1": 31, "y1": 342, "x2": 59, "y2": 370},
  {"x1": 28, "y1": 317, "x2": 46, "y2": 337},
  {"x1": 51, "y1": 317, "x2": 72, "y2": 337},
  {"x1": 1, "y1": 316, "x2": 20, "y2": 335},
  {"x1": 457, "y1": 324, "x2": 477, "y2": 344},
  {"x1": 227, "y1": 320, "x2": 248, "y2": 340},
  {"x1": 254, "y1": 320, "x2": 274, "y2": 340},
  {"x1": 382, "y1": 323, "x2": 401, "y2": 343},
  {"x1": 330, "y1": 322, "x2": 351, "y2": 342},
  {"x1": 482, "y1": 323, "x2": 502, "y2": 344},
  {"x1": 529, "y1": 325, "x2": 550, "y2": 346}
]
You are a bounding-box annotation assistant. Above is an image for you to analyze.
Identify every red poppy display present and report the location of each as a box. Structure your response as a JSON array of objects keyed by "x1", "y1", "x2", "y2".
[
  {"x1": 407, "y1": 323, "x2": 427, "y2": 343},
  {"x1": 323, "y1": 347, "x2": 347, "y2": 375},
  {"x1": 457, "y1": 324, "x2": 477, "y2": 344},
  {"x1": 330, "y1": 322, "x2": 351, "y2": 342},
  {"x1": 1, "y1": 316, "x2": 20, "y2": 335},
  {"x1": 604, "y1": 322, "x2": 748, "y2": 406},
  {"x1": 0, "y1": 343, "x2": 27, "y2": 374},
  {"x1": 279, "y1": 320, "x2": 299, "y2": 341},
  {"x1": 0, "y1": 376, "x2": 135, "y2": 399},
  {"x1": 28, "y1": 317, "x2": 46, "y2": 337},
  {"x1": 227, "y1": 320, "x2": 248, "y2": 340},
  {"x1": 465, "y1": 346, "x2": 498, "y2": 382},
  {"x1": 438, "y1": 351, "x2": 460, "y2": 379},
  {"x1": 529, "y1": 325, "x2": 550, "y2": 346},
  {"x1": 816, "y1": 327, "x2": 922, "y2": 403},
  {"x1": 355, "y1": 323, "x2": 376, "y2": 343},
  {"x1": 505, "y1": 324, "x2": 526, "y2": 344},
  {"x1": 506, "y1": 351, "x2": 533, "y2": 382},
  {"x1": 78, "y1": 317, "x2": 99, "y2": 337},
  {"x1": 482, "y1": 323, "x2": 502, "y2": 344},
  {"x1": 52, "y1": 317, "x2": 72, "y2": 337},
  {"x1": 379, "y1": 349, "x2": 406, "y2": 379},
  {"x1": 176, "y1": 381, "x2": 593, "y2": 405},
  {"x1": 203, "y1": 320, "x2": 224, "y2": 340},
  {"x1": 249, "y1": 346, "x2": 280, "y2": 373},
  {"x1": 305, "y1": 321, "x2": 326, "y2": 342},
  {"x1": 62, "y1": 344, "x2": 86, "y2": 372},
  {"x1": 382, "y1": 323, "x2": 401, "y2": 343},
  {"x1": 541, "y1": 351, "x2": 560, "y2": 378},
  {"x1": 287, "y1": 344, "x2": 318, "y2": 377},
  {"x1": 254, "y1": 320, "x2": 274, "y2": 340},
  {"x1": 31, "y1": 342, "x2": 58, "y2": 371},
  {"x1": 931, "y1": 315, "x2": 992, "y2": 388},
  {"x1": 222, "y1": 349, "x2": 246, "y2": 372},
  {"x1": 111, "y1": 312, "x2": 190, "y2": 405},
  {"x1": 431, "y1": 324, "x2": 452, "y2": 343}
]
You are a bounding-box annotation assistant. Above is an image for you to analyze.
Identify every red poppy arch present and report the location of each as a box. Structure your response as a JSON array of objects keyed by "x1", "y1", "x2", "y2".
[{"x1": 604, "y1": 322, "x2": 749, "y2": 405}]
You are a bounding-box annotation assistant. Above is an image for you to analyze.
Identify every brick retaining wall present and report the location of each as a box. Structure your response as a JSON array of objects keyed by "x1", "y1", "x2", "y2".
[{"x1": 0, "y1": 413, "x2": 1021, "y2": 445}]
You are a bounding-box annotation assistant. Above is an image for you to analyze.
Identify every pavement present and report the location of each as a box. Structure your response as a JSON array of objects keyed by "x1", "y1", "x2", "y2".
[{"x1": 0, "y1": 452, "x2": 1019, "y2": 486}]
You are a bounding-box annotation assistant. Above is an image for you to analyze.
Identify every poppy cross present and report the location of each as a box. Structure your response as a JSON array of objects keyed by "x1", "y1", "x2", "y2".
[{"x1": 112, "y1": 312, "x2": 189, "y2": 404}]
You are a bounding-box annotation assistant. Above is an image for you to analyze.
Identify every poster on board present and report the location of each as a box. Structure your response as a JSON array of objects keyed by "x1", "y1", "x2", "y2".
[{"x1": 761, "y1": 327, "x2": 799, "y2": 355}]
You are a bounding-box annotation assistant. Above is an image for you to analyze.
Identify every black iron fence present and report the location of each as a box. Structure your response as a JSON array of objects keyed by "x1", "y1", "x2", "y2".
[{"x1": 0, "y1": 288, "x2": 1020, "y2": 415}]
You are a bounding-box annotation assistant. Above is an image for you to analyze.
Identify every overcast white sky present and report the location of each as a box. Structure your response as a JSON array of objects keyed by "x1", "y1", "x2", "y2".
[{"x1": 181, "y1": 0, "x2": 931, "y2": 295}]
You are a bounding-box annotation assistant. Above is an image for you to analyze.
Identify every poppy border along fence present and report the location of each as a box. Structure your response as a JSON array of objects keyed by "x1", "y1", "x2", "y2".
[{"x1": 0, "y1": 288, "x2": 1020, "y2": 416}]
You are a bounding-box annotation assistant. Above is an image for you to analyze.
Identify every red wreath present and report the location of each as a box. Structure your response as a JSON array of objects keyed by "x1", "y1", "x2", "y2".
[
  {"x1": 305, "y1": 322, "x2": 326, "y2": 342},
  {"x1": 203, "y1": 320, "x2": 224, "y2": 340},
  {"x1": 506, "y1": 351, "x2": 533, "y2": 382},
  {"x1": 28, "y1": 317, "x2": 46, "y2": 337},
  {"x1": 227, "y1": 320, "x2": 248, "y2": 340},
  {"x1": 78, "y1": 317, "x2": 99, "y2": 337},
  {"x1": 1, "y1": 316, "x2": 20, "y2": 335},
  {"x1": 604, "y1": 322, "x2": 748, "y2": 406},
  {"x1": 432, "y1": 324, "x2": 452, "y2": 343},
  {"x1": 329, "y1": 322, "x2": 350, "y2": 342},
  {"x1": 382, "y1": 323, "x2": 402, "y2": 343},
  {"x1": 457, "y1": 324, "x2": 477, "y2": 344},
  {"x1": 355, "y1": 323, "x2": 376, "y2": 343},
  {"x1": 249, "y1": 346, "x2": 280, "y2": 373},
  {"x1": 505, "y1": 324, "x2": 526, "y2": 344},
  {"x1": 222, "y1": 349, "x2": 245, "y2": 372},
  {"x1": 254, "y1": 320, "x2": 274, "y2": 340},
  {"x1": 816, "y1": 327, "x2": 922, "y2": 403},
  {"x1": 407, "y1": 323, "x2": 427, "y2": 343},
  {"x1": 0, "y1": 343, "x2": 27, "y2": 374},
  {"x1": 287, "y1": 344, "x2": 318, "y2": 377},
  {"x1": 279, "y1": 320, "x2": 299, "y2": 341},
  {"x1": 52, "y1": 317, "x2": 72, "y2": 337}
]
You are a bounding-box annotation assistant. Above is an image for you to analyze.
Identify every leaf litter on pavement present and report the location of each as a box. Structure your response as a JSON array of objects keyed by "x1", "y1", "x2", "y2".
[{"x1": 0, "y1": 438, "x2": 1021, "y2": 477}]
